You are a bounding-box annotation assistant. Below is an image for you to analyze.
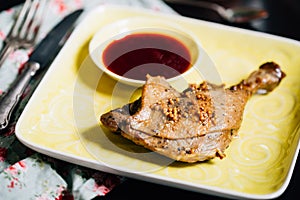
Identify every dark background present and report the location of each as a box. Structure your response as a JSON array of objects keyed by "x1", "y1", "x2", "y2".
[
  {"x1": 1, "y1": 0, "x2": 300, "y2": 41},
  {"x1": 1, "y1": 1, "x2": 299, "y2": 200},
  {"x1": 164, "y1": 0, "x2": 300, "y2": 41}
]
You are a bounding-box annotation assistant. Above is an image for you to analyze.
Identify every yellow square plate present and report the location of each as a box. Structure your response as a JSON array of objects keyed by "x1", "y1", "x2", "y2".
[{"x1": 16, "y1": 5, "x2": 300, "y2": 199}]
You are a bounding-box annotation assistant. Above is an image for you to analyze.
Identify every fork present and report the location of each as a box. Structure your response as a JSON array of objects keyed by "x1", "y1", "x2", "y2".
[
  {"x1": 164, "y1": 0, "x2": 268, "y2": 23},
  {"x1": 0, "y1": 0, "x2": 47, "y2": 68}
]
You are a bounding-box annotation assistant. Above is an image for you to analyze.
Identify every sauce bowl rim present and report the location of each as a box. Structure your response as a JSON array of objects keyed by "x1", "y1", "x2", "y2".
[{"x1": 89, "y1": 17, "x2": 204, "y2": 87}]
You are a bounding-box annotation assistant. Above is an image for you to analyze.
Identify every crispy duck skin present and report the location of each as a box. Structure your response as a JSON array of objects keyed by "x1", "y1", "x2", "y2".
[{"x1": 100, "y1": 62, "x2": 286, "y2": 163}]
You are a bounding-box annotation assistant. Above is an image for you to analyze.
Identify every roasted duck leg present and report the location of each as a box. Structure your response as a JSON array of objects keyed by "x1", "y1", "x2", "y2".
[{"x1": 100, "y1": 62, "x2": 286, "y2": 163}]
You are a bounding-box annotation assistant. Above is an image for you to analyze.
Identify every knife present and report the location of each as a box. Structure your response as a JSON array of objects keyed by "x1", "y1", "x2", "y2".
[{"x1": 0, "y1": 9, "x2": 83, "y2": 130}]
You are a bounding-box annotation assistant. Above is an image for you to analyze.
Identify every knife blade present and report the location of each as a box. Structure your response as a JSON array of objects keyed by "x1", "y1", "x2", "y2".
[{"x1": 0, "y1": 9, "x2": 83, "y2": 130}]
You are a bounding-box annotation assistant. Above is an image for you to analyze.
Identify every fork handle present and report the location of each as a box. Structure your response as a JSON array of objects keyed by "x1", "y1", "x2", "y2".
[
  {"x1": 0, "y1": 42, "x2": 16, "y2": 67},
  {"x1": 164, "y1": 0, "x2": 223, "y2": 12},
  {"x1": 0, "y1": 61, "x2": 40, "y2": 130}
]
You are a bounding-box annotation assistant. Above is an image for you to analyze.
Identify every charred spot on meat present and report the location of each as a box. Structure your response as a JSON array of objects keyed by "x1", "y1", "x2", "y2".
[{"x1": 100, "y1": 62, "x2": 286, "y2": 163}]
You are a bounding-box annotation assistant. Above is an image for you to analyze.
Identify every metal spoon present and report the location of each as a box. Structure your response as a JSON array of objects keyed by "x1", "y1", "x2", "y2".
[{"x1": 164, "y1": 0, "x2": 269, "y2": 23}]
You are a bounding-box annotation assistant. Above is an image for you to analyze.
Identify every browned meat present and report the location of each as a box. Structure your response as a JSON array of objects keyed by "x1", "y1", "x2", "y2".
[{"x1": 100, "y1": 62, "x2": 286, "y2": 163}]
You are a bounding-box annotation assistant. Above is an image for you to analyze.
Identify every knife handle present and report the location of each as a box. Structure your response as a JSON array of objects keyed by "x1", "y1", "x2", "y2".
[{"x1": 0, "y1": 62, "x2": 40, "y2": 130}]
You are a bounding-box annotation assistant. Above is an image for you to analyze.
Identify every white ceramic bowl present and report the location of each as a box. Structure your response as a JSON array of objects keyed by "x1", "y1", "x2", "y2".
[{"x1": 89, "y1": 17, "x2": 203, "y2": 87}]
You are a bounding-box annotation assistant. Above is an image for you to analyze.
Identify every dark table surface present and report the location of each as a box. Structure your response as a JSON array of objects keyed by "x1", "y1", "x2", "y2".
[
  {"x1": 1, "y1": 1, "x2": 299, "y2": 200},
  {"x1": 101, "y1": 1, "x2": 300, "y2": 200}
]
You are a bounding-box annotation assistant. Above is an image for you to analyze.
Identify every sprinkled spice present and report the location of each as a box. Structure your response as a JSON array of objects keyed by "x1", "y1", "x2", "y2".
[
  {"x1": 189, "y1": 81, "x2": 214, "y2": 125},
  {"x1": 161, "y1": 98, "x2": 181, "y2": 122}
]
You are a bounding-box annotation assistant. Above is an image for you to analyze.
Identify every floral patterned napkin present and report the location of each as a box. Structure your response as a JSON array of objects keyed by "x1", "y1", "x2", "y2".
[{"x1": 0, "y1": 0, "x2": 176, "y2": 199}]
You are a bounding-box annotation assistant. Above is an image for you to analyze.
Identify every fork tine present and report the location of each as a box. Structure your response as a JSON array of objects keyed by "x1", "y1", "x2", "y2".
[
  {"x1": 27, "y1": 0, "x2": 47, "y2": 42},
  {"x1": 0, "y1": 0, "x2": 47, "y2": 68},
  {"x1": 19, "y1": 0, "x2": 38, "y2": 39},
  {"x1": 0, "y1": 0, "x2": 32, "y2": 67},
  {"x1": 11, "y1": 0, "x2": 32, "y2": 37},
  {"x1": 20, "y1": 0, "x2": 47, "y2": 42}
]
